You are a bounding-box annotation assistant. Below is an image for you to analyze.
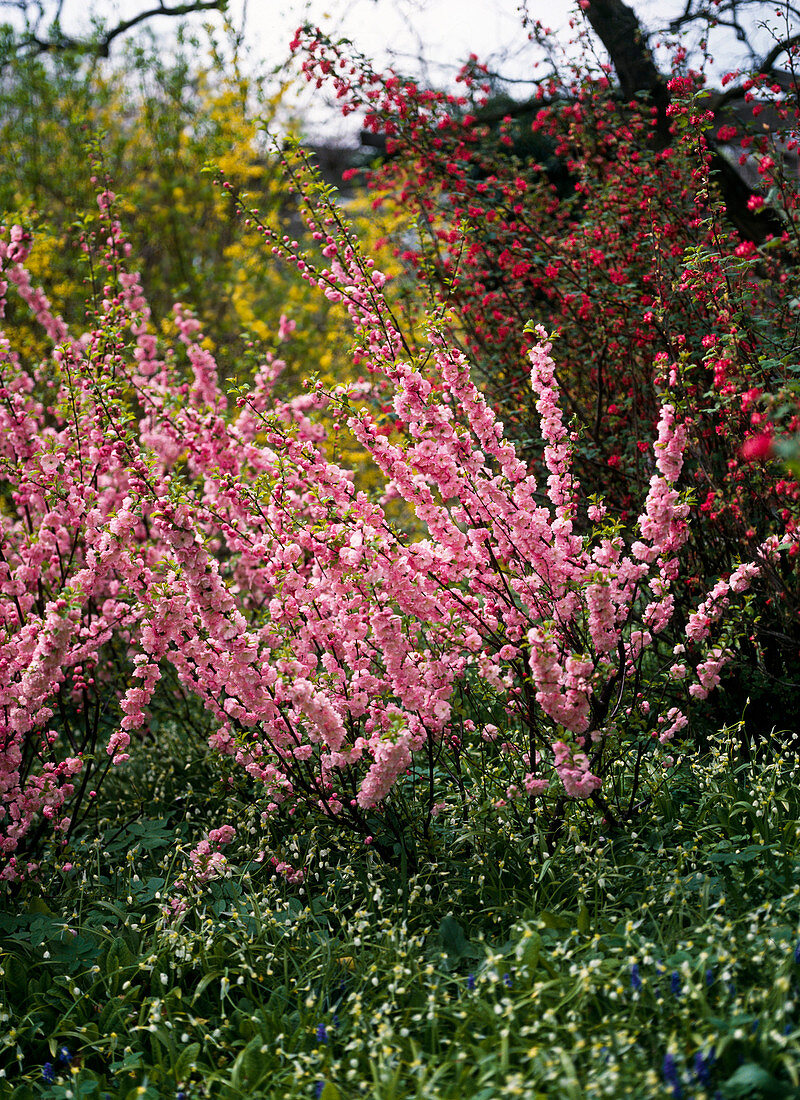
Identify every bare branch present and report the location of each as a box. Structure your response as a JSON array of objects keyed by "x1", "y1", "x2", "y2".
[
  {"x1": 762, "y1": 32, "x2": 800, "y2": 73},
  {"x1": 668, "y1": 0, "x2": 800, "y2": 34},
  {"x1": 2, "y1": 0, "x2": 228, "y2": 58}
]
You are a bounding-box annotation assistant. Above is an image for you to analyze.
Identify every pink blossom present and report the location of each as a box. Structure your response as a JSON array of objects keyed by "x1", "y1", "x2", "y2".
[{"x1": 0, "y1": 209, "x2": 787, "y2": 882}]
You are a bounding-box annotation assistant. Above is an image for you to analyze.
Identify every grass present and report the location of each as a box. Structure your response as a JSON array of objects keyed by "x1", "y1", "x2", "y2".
[{"x1": 2, "y1": 725, "x2": 800, "y2": 1099}]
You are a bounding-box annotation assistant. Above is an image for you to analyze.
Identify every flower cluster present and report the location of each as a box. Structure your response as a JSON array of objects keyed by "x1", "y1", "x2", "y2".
[
  {"x1": 0, "y1": 183, "x2": 787, "y2": 878},
  {"x1": 291, "y1": 23, "x2": 800, "y2": 752}
]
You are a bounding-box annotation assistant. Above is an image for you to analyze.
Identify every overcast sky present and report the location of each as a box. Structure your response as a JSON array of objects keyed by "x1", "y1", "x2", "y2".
[
  {"x1": 7, "y1": 0, "x2": 787, "y2": 73},
  {"x1": 231, "y1": 0, "x2": 575, "y2": 138},
  {"x1": 5, "y1": 0, "x2": 794, "y2": 125},
  {"x1": 226, "y1": 0, "x2": 790, "y2": 138},
  {"x1": 236, "y1": 0, "x2": 549, "y2": 81},
  {"x1": 227, "y1": 0, "x2": 755, "y2": 86}
]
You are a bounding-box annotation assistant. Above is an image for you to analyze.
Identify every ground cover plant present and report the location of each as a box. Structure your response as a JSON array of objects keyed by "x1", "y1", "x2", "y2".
[
  {"x1": 2, "y1": 729, "x2": 800, "y2": 1098},
  {"x1": 2, "y1": 1, "x2": 800, "y2": 1096}
]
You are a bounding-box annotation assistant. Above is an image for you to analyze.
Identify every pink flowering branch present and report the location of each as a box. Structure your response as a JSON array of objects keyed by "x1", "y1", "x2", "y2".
[{"x1": 0, "y1": 177, "x2": 791, "y2": 879}]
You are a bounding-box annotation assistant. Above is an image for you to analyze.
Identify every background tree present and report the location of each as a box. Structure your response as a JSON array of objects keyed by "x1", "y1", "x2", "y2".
[
  {"x1": 0, "y1": 0, "x2": 229, "y2": 58},
  {"x1": 0, "y1": 3, "x2": 392, "y2": 405}
]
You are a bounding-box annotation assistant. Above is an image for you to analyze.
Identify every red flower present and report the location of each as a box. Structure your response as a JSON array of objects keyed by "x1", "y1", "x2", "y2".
[{"x1": 741, "y1": 433, "x2": 773, "y2": 461}]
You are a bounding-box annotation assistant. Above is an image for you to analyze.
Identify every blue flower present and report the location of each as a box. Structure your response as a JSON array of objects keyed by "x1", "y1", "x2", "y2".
[
  {"x1": 58, "y1": 1047, "x2": 72, "y2": 1065},
  {"x1": 693, "y1": 1050, "x2": 713, "y2": 1086},
  {"x1": 630, "y1": 964, "x2": 642, "y2": 992},
  {"x1": 316, "y1": 1023, "x2": 329, "y2": 1044},
  {"x1": 794, "y1": 941, "x2": 800, "y2": 965},
  {"x1": 662, "y1": 1052, "x2": 683, "y2": 1098},
  {"x1": 705, "y1": 968, "x2": 715, "y2": 987},
  {"x1": 503, "y1": 972, "x2": 513, "y2": 988},
  {"x1": 42, "y1": 1063, "x2": 56, "y2": 1084},
  {"x1": 467, "y1": 974, "x2": 476, "y2": 991},
  {"x1": 314, "y1": 1083, "x2": 325, "y2": 1099},
  {"x1": 670, "y1": 971, "x2": 681, "y2": 996}
]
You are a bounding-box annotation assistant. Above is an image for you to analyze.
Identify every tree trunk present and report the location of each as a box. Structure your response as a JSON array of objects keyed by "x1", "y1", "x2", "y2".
[{"x1": 585, "y1": 0, "x2": 671, "y2": 135}]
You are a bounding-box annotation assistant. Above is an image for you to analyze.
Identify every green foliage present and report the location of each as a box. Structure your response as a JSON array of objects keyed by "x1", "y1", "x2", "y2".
[{"x1": 3, "y1": 727, "x2": 800, "y2": 1098}]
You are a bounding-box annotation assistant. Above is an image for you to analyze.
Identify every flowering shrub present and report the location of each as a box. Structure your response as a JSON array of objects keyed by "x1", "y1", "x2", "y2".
[
  {"x1": 0, "y1": 162, "x2": 792, "y2": 880},
  {"x1": 291, "y1": 24, "x2": 800, "y2": 495},
  {"x1": 290, "y1": 21, "x2": 800, "y2": 745}
]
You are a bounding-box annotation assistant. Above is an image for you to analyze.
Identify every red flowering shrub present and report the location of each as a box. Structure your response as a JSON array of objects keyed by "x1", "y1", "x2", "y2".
[{"x1": 291, "y1": 22, "x2": 800, "y2": 742}]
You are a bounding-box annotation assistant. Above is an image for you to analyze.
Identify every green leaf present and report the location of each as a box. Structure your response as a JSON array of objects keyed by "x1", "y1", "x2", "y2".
[
  {"x1": 175, "y1": 1041, "x2": 201, "y2": 1078},
  {"x1": 123, "y1": 1087, "x2": 159, "y2": 1100},
  {"x1": 722, "y1": 1063, "x2": 800, "y2": 1098},
  {"x1": 438, "y1": 915, "x2": 481, "y2": 960},
  {"x1": 9, "y1": 1085, "x2": 36, "y2": 1100},
  {"x1": 231, "y1": 1035, "x2": 269, "y2": 1092},
  {"x1": 25, "y1": 897, "x2": 55, "y2": 916},
  {"x1": 539, "y1": 910, "x2": 570, "y2": 931},
  {"x1": 191, "y1": 970, "x2": 223, "y2": 1003},
  {"x1": 3, "y1": 953, "x2": 29, "y2": 1001},
  {"x1": 516, "y1": 930, "x2": 542, "y2": 972},
  {"x1": 319, "y1": 1083, "x2": 341, "y2": 1100}
]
